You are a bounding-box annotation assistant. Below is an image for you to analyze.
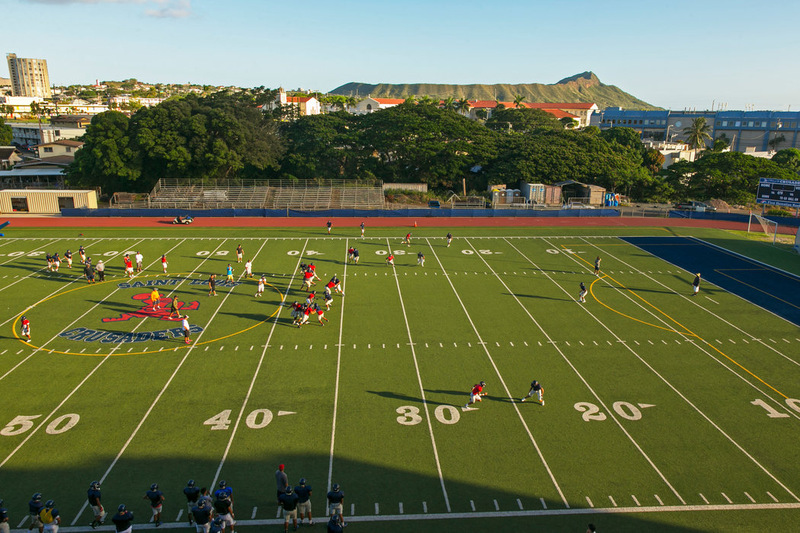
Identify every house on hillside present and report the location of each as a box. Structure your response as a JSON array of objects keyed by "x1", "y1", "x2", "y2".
[
  {"x1": 0, "y1": 146, "x2": 23, "y2": 170},
  {"x1": 261, "y1": 88, "x2": 321, "y2": 118},
  {"x1": 352, "y1": 97, "x2": 406, "y2": 114},
  {"x1": 35, "y1": 139, "x2": 84, "y2": 160},
  {"x1": 465, "y1": 100, "x2": 588, "y2": 126}
]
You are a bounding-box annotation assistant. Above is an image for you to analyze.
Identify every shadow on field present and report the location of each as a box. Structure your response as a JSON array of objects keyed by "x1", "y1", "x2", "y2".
[
  {"x1": 505, "y1": 292, "x2": 567, "y2": 302},
  {"x1": 367, "y1": 390, "x2": 451, "y2": 406},
  {"x1": 0, "y1": 455, "x2": 720, "y2": 533}
]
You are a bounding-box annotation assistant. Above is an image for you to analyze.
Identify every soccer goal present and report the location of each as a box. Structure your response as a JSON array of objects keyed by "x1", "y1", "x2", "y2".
[{"x1": 748, "y1": 212, "x2": 778, "y2": 244}]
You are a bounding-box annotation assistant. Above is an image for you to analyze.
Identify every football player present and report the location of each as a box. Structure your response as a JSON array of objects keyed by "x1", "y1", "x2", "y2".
[
  {"x1": 521, "y1": 380, "x2": 544, "y2": 405},
  {"x1": 183, "y1": 480, "x2": 200, "y2": 526},
  {"x1": 465, "y1": 381, "x2": 487, "y2": 408},
  {"x1": 143, "y1": 483, "x2": 164, "y2": 527},
  {"x1": 20, "y1": 316, "x2": 31, "y2": 341},
  {"x1": 87, "y1": 481, "x2": 105, "y2": 529}
]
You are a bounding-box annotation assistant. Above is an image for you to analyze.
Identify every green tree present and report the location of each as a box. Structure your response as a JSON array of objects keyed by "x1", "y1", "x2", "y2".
[
  {"x1": 66, "y1": 111, "x2": 142, "y2": 191},
  {"x1": 475, "y1": 108, "x2": 488, "y2": 121},
  {"x1": 485, "y1": 108, "x2": 562, "y2": 134},
  {"x1": 278, "y1": 112, "x2": 359, "y2": 180},
  {"x1": 0, "y1": 117, "x2": 12, "y2": 145},
  {"x1": 441, "y1": 97, "x2": 456, "y2": 111},
  {"x1": 642, "y1": 148, "x2": 665, "y2": 173},
  {"x1": 771, "y1": 148, "x2": 800, "y2": 174},
  {"x1": 767, "y1": 133, "x2": 785, "y2": 152},
  {"x1": 513, "y1": 94, "x2": 526, "y2": 108},
  {"x1": 456, "y1": 98, "x2": 472, "y2": 116},
  {"x1": 683, "y1": 116, "x2": 712, "y2": 153}
]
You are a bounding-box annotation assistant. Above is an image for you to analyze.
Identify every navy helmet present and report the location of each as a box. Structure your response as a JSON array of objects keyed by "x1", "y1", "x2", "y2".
[
  {"x1": 219, "y1": 480, "x2": 226, "y2": 489},
  {"x1": 480, "y1": 381, "x2": 486, "y2": 387},
  {"x1": 332, "y1": 483, "x2": 340, "y2": 492},
  {"x1": 90, "y1": 481, "x2": 101, "y2": 490},
  {"x1": 118, "y1": 504, "x2": 126, "y2": 513},
  {"x1": 284, "y1": 486, "x2": 293, "y2": 495},
  {"x1": 45, "y1": 500, "x2": 55, "y2": 509},
  {"x1": 298, "y1": 478, "x2": 306, "y2": 486},
  {"x1": 187, "y1": 479, "x2": 195, "y2": 488},
  {"x1": 150, "y1": 483, "x2": 158, "y2": 491},
  {"x1": 32, "y1": 493, "x2": 42, "y2": 502}
]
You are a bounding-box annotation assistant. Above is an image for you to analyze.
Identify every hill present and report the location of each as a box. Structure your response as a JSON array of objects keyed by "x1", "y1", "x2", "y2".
[{"x1": 329, "y1": 72, "x2": 659, "y2": 110}]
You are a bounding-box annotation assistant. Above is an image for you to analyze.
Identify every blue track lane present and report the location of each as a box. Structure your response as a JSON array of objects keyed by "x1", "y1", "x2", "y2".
[{"x1": 620, "y1": 236, "x2": 800, "y2": 328}]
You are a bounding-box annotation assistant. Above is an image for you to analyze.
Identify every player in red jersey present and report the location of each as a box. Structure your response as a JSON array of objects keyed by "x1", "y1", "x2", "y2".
[
  {"x1": 464, "y1": 381, "x2": 487, "y2": 408},
  {"x1": 386, "y1": 254, "x2": 394, "y2": 266},
  {"x1": 301, "y1": 270, "x2": 315, "y2": 290},
  {"x1": 123, "y1": 254, "x2": 134, "y2": 278},
  {"x1": 20, "y1": 315, "x2": 31, "y2": 341},
  {"x1": 314, "y1": 303, "x2": 329, "y2": 326},
  {"x1": 161, "y1": 254, "x2": 168, "y2": 274},
  {"x1": 347, "y1": 247, "x2": 355, "y2": 263},
  {"x1": 403, "y1": 233, "x2": 412, "y2": 246}
]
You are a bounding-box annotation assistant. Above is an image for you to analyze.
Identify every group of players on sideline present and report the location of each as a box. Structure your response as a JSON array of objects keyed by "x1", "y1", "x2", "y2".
[{"x1": 2, "y1": 469, "x2": 350, "y2": 533}]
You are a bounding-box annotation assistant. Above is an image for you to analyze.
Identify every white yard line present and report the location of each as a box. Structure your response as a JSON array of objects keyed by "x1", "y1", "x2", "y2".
[
  {"x1": 426, "y1": 238, "x2": 568, "y2": 508},
  {"x1": 327, "y1": 239, "x2": 348, "y2": 492},
  {"x1": 208, "y1": 237, "x2": 294, "y2": 489},
  {"x1": 585, "y1": 238, "x2": 800, "y2": 420},
  {"x1": 386, "y1": 238, "x2": 451, "y2": 511},
  {"x1": 522, "y1": 237, "x2": 800, "y2": 503}
]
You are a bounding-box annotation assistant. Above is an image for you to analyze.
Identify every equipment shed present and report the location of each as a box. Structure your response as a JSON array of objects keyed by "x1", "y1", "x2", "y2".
[{"x1": 0, "y1": 189, "x2": 98, "y2": 214}]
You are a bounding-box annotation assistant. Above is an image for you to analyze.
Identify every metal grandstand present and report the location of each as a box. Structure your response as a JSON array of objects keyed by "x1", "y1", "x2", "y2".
[{"x1": 134, "y1": 178, "x2": 385, "y2": 210}]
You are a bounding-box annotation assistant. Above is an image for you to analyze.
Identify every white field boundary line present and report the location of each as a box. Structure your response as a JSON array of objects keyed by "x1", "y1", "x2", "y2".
[
  {"x1": 9, "y1": 501, "x2": 800, "y2": 532},
  {"x1": 0, "y1": 237, "x2": 181, "y2": 470},
  {"x1": 0, "y1": 239, "x2": 109, "y2": 329},
  {"x1": 587, "y1": 237, "x2": 800, "y2": 419},
  {"x1": 0, "y1": 238, "x2": 150, "y2": 383},
  {"x1": 208, "y1": 237, "x2": 296, "y2": 490},
  {"x1": 425, "y1": 237, "x2": 568, "y2": 508},
  {"x1": 530, "y1": 237, "x2": 800, "y2": 502},
  {"x1": 619, "y1": 237, "x2": 800, "y2": 368},
  {"x1": 386, "y1": 238, "x2": 451, "y2": 512},
  {"x1": 327, "y1": 238, "x2": 348, "y2": 493},
  {"x1": 465, "y1": 238, "x2": 683, "y2": 505},
  {"x1": 70, "y1": 239, "x2": 231, "y2": 525}
]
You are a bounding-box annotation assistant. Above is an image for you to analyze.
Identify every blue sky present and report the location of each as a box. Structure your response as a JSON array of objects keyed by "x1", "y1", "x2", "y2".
[{"x1": 4, "y1": 0, "x2": 799, "y2": 111}]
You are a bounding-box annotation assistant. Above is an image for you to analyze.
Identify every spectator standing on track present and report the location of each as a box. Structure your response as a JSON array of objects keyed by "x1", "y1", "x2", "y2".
[
  {"x1": 39, "y1": 500, "x2": 59, "y2": 533},
  {"x1": 190, "y1": 500, "x2": 210, "y2": 533},
  {"x1": 96, "y1": 260, "x2": 105, "y2": 282},
  {"x1": 236, "y1": 244, "x2": 244, "y2": 263},
  {"x1": 0, "y1": 498, "x2": 9, "y2": 533},
  {"x1": 135, "y1": 252, "x2": 143, "y2": 272},
  {"x1": 326, "y1": 484, "x2": 345, "y2": 528},
  {"x1": 87, "y1": 481, "x2": 106, "y2": 529},
  {"x1": 278, "y1": 486, "x2": 299, "y2": 533},
  {"x1": 578, "y1": 282, "x2": 587, "y2": 303},
  {"x1": 20, "y1": 315, "x2": 31, "y2": 341},
  {"x1": 294, "y1": 478, "x2": 313, "y2": 526},
  {"x1": 143, "y1": 483, "x2": 164, "y2": 527},
  {"x1": 594, "y1": 256, "x2": 601, "y2": 276},
  {"x1": 520, "y1": 380, "x2": 544, "y2": 405},
  {"x1": 183, "y1": 480, "x2": 200, "y2": 526},
  {"x1": 275, "y1": 464, "x2": 289, "y2": 502},
  {"x1": 28, "y1": 493, "x2": 44, "y2": 533},
  {"x1": 327, "y1": 220, "x2": 332, "y2": 234},
  {"x1": 111, "y1": 505, "x2": 133, "y2": 533},
  {"x1": 208, "y1": 274, "x2": 217, "y2": 296},
  {"x1": 692, "y1": 273, "x2": 701, "y2": 296}
]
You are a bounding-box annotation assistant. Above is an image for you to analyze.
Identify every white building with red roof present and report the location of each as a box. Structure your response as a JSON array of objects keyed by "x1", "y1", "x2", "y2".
[
  {"x1": 466, "y1": 100, "x2": 596, "y2": 127},
  {"x1": 352, "y1": 97, "x2": 406, "y2": 115},
  {"x1": 262, "y1": 88, "x2": 321, "y2": 117}
]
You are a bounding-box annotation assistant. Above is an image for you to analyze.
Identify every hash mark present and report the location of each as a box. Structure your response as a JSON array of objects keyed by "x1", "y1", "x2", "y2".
[
  {"x1": 539, "y1": 498, "x2": 546, "y2": 509},
  {"x1": 609, "y1": 496, "x2": 617, "y2": 507},
  {"x1": 586, "y1": 496, "x2": 594, "y2": 508},
  {"x1": 251, "y1": 507, "x2": 257, "y2": 519},
  {"x1": 493, "y1": 499, "x2": 499, "y2": 510},
  {"x1": 745, "y1": 492, "x2": 755, "y2": 503},
  {"x1": 722, "y1": 492, "x2": 732, "y2": 504},
  {"x1": 422, "y1": 502, "x2": 427, "y2": 513},
  {"x1": 767, "y1": 491, "x2": 778, "y2": 502},
  {"x1": 375, "y1": 503, "x2": 379, "y2": 515},
  {"x1": 654, "y1": 494, "x2": 663, "y2": 506},
  {"x1": 699, "y1": 493, "x2": 709, "y2": 504},
  {"x1": 631, "y1": 495, "x2": 640, "y2": 506},
  {"x1": 469, "y1": 500, "x2": 475, "y2": 511},
  {"x1": 399, "y1": 502, "x2": 403, "y2": 514},
  {"x1": 516, "y1": 499, "x2": 523, "y2": 510}
]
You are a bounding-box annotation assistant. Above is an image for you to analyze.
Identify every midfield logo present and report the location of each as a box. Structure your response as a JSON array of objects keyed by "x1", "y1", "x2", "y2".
[{"x1": 102, "y1": 292, "x2": 200, "y2": 323}]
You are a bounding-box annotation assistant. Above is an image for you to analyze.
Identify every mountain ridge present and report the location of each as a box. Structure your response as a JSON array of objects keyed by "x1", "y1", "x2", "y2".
[{"x1": 329, "y1": 72, "x2": 659, "y2": 110}]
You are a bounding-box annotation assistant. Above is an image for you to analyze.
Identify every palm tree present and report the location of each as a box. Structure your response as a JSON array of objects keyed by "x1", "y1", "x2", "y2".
[
  {"x1": 513, "y1": 94, "x2": 526, "y2": 108},
  {"x1": 768, "y1": 133, "x2": 785, "y2": 152},
  {"x1": 683, "y1": 117, "x2": 712, "y2": 154},
  {"x1": 419, "y1": 95, "x2": 435, "y2": 106},
  {"x1": 404, "y1": 95, "x2": 417, "y2": 104},
  {"x1": 475, "y1": 108, "x2": 488, "y2": 121},
  {"x1": 456, "y1": 98, "x2": 472, "y2": 116},
  {"x1": 441, "y1": 96, "x2": 456, "y2": 111}
]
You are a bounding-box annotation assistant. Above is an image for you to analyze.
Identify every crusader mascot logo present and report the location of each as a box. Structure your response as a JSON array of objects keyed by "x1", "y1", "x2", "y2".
[{"x1": 102, "y1": 292, "x2": 200, "y2": 322}]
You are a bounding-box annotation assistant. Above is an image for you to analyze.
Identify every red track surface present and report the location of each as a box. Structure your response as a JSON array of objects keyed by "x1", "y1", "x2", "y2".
[{"x1": 0, "y1": 216, "x2": 775, "y2": 232}]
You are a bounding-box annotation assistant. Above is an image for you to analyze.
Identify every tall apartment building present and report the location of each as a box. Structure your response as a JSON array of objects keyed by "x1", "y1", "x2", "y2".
[{"x1": 6, "y1": 53, "x2": 51, "y2": 98}]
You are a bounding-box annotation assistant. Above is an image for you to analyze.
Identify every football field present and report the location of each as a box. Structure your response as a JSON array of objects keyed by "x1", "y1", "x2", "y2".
[{"x1": 0, "y1": 224, "x2": 799, "y2": 533}]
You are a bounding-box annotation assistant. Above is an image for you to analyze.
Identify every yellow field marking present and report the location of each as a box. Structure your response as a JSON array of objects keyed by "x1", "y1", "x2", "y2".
[
  {"x1": 11, "y1": 274, "x2": 285, "y2": 356},
  {"x1": 564, "y1": 243, "x2": 790, "y2": 400}
]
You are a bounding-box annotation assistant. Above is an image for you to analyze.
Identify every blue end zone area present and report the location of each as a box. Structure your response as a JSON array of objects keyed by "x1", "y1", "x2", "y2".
[{"x1": 621, "y1": 236, "x2": 800, "y2": 327}]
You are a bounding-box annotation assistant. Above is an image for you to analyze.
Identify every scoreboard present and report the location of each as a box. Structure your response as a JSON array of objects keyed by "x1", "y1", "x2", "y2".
[{"x1": 757, "y1": 178, "x2": 800, "y2": 208}]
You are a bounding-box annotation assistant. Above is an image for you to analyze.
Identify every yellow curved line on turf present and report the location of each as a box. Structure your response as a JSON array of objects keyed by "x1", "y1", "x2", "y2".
[
  {"x1": 564, "y1": 243, "x2": 789, "y2": 400},
  {"x1": 12, "y1": 273, "x2": 285, "y2": 356}
]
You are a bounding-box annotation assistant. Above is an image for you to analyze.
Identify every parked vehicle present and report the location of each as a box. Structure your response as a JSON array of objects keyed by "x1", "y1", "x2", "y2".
[{"x1": 673, "y1": 201, "x2": 716, "y2": 212}]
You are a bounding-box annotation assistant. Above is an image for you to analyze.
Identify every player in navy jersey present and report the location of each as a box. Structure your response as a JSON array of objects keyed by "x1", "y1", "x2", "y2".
[
  {"x1": 326, "y1": 484, "x2": 345, "y2": 527},
  {"x1": 143, "y1": 484, "x2": 164, "y2": 527},
  {"x1": 87, "y1": 481, "x2": 105, "y2": 529},
  {"x1": 294, "y1": 478, "x2": 313, "y2": 526},
  {"x1": 214, "y1": 481, "x2": 233, "y2": 506},
  {"x1": 521, "y1": 380, "x2": 544, "y2": 405},
  {"x1": 28, "y1": 493, "x2": 44, "y2": 533},
  {"x1": 190, "y1": 500, "x2": 211, "y2": 533},
  {"x1": 0, "y1": 497, "x2": 9, "y2": 533},
  {"x1": 278, "y1": 487, "x2": 299, "y2": 533},
  {"x1": 183, "y1": 480, "x2": 200, "y2": 526},
  {"x1": 211, "y1": 494, "x2": 235, "y2": 533},
  {"x1": 578, "y1": 282, "x2": 587, "y2": 303},
  {"x1": 39, "y1": 500, "x2": 59, "y2": 533},
  {"x1": 111, "y1": 505, "x2": 133, "y2": 533}
]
